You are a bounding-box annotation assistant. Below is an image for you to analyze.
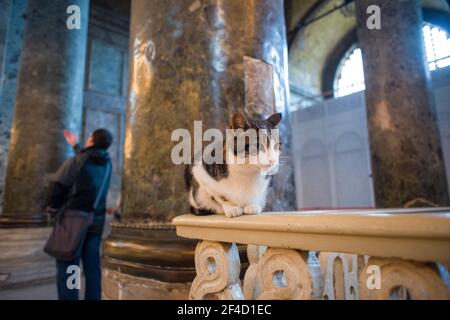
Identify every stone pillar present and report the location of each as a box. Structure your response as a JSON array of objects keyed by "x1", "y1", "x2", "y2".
[
  {"x1": 102, "y1": 0, "x2": 295, "y2": 299},
  {"x1": 0, "y1": 0, "x2": 90, "y2": 227},
  {"x1": 355, "y1": 0, "x2": 449, "y2": 207},
  {"x1": 0, "y1": 0, "x2": 27, "y2": 213},
  {"x1": 0, "y1": 0, "x2": 11, "y2": 73}
]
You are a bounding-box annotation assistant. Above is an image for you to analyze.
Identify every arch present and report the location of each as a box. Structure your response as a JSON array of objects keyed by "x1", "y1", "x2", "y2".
[
  {"x1": 321, "y1": 27, "x2": 358, "y2": 98},
  {"x1": 329, "y1": 18, "x2": 450, "y2": 97}
]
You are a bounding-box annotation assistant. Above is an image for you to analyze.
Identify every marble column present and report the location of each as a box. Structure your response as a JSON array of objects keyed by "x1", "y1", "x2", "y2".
[
  {"x1": 0, "y1": 0, "x2": 27, "y2": 213},
  {"x1": 355, "y1": 0, "x2": 449, "y2": 208},
  {"x1": 0, "y1": 0, "x2": 10, "y2": 73},
  {"x1": 0, "y1": 0, "x2": 90, "y2": 227},
  {"x1": 102, "y1": 0, "x2": 295, "y2": 299}
]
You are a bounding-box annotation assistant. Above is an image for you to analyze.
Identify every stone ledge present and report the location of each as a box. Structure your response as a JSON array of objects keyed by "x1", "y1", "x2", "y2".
[{"x1": 173, "y1": 208, "x2": 450, "y2": 263}]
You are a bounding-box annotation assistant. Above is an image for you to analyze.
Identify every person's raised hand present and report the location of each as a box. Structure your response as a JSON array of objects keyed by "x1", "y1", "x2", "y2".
[{"x1": 64, "y1": 130, "x2": 78, "y2": 147}]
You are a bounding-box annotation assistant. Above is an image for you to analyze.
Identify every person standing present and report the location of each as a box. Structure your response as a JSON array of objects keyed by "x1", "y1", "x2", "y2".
[{"x1": 47, "y1": 129, "x2": 113, "y2": 300}]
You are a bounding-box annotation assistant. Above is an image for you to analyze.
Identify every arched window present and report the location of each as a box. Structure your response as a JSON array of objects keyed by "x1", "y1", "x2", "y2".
[
  {"x1": 334, "y1": 23, "x2": 450, "y2": 98},
  {"x1": 423, "y1": 23, "x2": 450, "y2": 71},
  {"x1": 333, "y1": 46, "x2": 365, "y2": 98}
]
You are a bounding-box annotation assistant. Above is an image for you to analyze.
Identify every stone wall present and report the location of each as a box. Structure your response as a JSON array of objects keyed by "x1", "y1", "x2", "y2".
[
  {"x1": 287, "y1": 0, "x2": 450, "y2": 111},
  {"x1": 83, "y1": 2, "x2": 130, "y2": 210},
  {"x1": 291, "y1": 68, "x2": 450, "y2": 209},
  {"x1": 288, "y1": 0, "x2": 356, "y2": 109}
]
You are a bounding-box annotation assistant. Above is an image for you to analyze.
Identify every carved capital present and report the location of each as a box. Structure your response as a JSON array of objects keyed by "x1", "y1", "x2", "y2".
[
  {"x1": 244, "y1": 248, "x2": 323, "y2": 300},
  {"x1": 189, "y1": 241, "x2": 243, "y2": 300},
  {"x1": 360, "y1": 257, "x2": 450, "y2": 300},
  {"x1": 319, "y1": 252, "x2": 359, "y2": 300}
]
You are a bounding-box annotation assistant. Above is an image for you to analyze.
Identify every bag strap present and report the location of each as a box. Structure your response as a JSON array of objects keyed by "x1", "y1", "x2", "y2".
[{"x1": 92, "y1": 161, "x2": 111, "y2": 211}]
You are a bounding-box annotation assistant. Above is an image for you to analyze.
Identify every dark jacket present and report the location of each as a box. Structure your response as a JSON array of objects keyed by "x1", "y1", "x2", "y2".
[{"x1": 47, "y1": 146, "x2": 112, "y2": 234}]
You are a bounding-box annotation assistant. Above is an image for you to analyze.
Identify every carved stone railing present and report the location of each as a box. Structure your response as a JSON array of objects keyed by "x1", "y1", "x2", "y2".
[{"x1": 172, "y1": 208, "x2": 450, "y2": 300}]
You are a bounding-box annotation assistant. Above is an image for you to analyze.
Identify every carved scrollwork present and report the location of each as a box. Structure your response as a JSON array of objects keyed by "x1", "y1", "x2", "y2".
[
  {"x1": 189, "y1": 241, "x2": 244, "y2": 300},
  {"x1": 359, "y1": 257, "x2": 450, "y2": 300},
  {"x1": 243, "y1": 248, "x2": 323, "y2": 300},
  {"x1": 319, "y1": 252, "x2": 360, "y2": 300},
  {"x1": 243, "y1": 245, "x2": 266, "y2": 299}
]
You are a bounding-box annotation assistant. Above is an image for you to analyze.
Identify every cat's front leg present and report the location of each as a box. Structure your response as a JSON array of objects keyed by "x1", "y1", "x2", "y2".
[
  {"x1": 203, "y1": 187, "x2": 243, "y2": 218},
  {"x1": 243, "y1": 204, "x2": 262, "y2": 215},
  {"x1": 222, "y1": 204, "x2": 244, "y2": 218}
]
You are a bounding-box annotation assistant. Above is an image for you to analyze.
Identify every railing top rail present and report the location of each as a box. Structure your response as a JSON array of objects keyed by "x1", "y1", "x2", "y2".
[{"x1": 173, "y1": 208, "x2": 450, "y2": 263}]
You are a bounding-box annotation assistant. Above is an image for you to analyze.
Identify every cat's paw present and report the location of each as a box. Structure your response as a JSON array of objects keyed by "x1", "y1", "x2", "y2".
[
  {"x1": 243, "y1": 204, "x2": 262, "y2": 215},
  {"x1": 223, "y1": 205, "x2": 244, "y2": 218}
]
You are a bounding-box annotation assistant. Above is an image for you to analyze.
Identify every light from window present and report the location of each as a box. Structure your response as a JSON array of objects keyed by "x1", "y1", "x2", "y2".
[
  {"x1": 334, "y1": 23, "x2": 450, "y2": 98},
  {"x1": 423, "y1": 23, "x2": 450, "y2": 71},
  {"x1": 334, "y1": 46, "x2": 365, "y2": 98}
]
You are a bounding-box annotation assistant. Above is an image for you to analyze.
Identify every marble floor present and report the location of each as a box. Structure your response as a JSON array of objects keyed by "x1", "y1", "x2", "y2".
[
  {"x1": 0, "y1": 276, "x2": 90, "y2": 300},
  {"x1": 0, "y1": 227, "x2": 55, "y2": 289},
  {"x1": 0, "y1": 281, "x2": 57, "y2": 300},
  {"x1": 0, "y1": 226, "x2": 93, "y2": 300}
]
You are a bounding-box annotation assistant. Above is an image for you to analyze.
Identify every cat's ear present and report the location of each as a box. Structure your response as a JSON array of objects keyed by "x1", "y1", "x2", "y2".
[
  {"x1": 231, "y1": 112, "x2": 249, "y2": 130},
  {"x1": 266, "y1": 113, "x2": 282, "y2": 128}
]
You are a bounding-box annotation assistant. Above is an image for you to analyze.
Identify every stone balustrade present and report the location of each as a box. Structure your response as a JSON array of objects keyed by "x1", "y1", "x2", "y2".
[{"x1": 172, "y1": 208, "x2": 450, "y2": 300}]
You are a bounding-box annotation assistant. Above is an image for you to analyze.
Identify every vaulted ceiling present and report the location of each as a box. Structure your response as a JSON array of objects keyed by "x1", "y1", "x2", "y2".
[
  {"x1": 285, "y1": 0, "x2": 450, "y2": 47},
  {"x1": 286, "y1": 0, "x2": 450, "y2": 108}
]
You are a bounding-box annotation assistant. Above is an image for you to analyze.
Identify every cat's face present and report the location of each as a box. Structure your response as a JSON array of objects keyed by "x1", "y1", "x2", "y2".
[{"x1": 227, "y1": 112, "x2": 282, "y2": 175}]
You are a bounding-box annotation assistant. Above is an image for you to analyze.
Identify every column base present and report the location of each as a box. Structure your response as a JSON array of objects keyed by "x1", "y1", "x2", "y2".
[
  {"x1": 102, "y1": 222, "x2": 250, "y2": 299},
  {"x1": 101, "y1": 222, "x2": 197, "y2": 299},
  {"x1": 102, "y1": 268, "x2": 191, "y2": 300},
  {"x1": 0, "y1": 213, "x2": 48, "y2": 228}
]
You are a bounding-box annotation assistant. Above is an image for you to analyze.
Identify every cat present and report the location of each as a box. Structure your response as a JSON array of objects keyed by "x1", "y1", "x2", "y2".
[{"x1": 184, "y1": 111, "x2": 282, "y2": 218}]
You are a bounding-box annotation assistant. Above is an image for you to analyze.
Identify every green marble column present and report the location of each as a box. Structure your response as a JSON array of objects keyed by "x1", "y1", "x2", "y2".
[
  {"x1": 0, "y1": 0, "x2": 90, "y2": 227},
  {"x1": 0, "y1": 0, "x2": 27, "y2": 213},
  {"x1": 102, "y1": 0, "x2": 295, "y2": 299},
  {"x1": 355, "y1": 0, "x2": 449, "y2": 207}
]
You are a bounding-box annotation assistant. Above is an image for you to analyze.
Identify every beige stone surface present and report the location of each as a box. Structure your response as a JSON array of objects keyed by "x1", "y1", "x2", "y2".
[
  {"x1": 102, "y1": 268, "x2": 190, "y2": 300},
  {"x1": 0, "y1": 281, "x2": 57, "y2": 300},
  {"x1": 173, "y1": 209, "x2": 450, "y2": 263},
  {"x1": 319, "y1": 252, "x2": 359, "y2": 300}
]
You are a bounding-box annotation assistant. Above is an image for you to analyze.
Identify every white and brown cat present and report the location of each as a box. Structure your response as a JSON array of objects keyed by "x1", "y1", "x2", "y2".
[{"x1": 184, "y1": 112, "x2": 282, "y2": 218}]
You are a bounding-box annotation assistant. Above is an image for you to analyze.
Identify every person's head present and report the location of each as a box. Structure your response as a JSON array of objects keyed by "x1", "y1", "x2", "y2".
[{"x1": 85, "y1": 128, "x2": 113, "y2": 150}]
